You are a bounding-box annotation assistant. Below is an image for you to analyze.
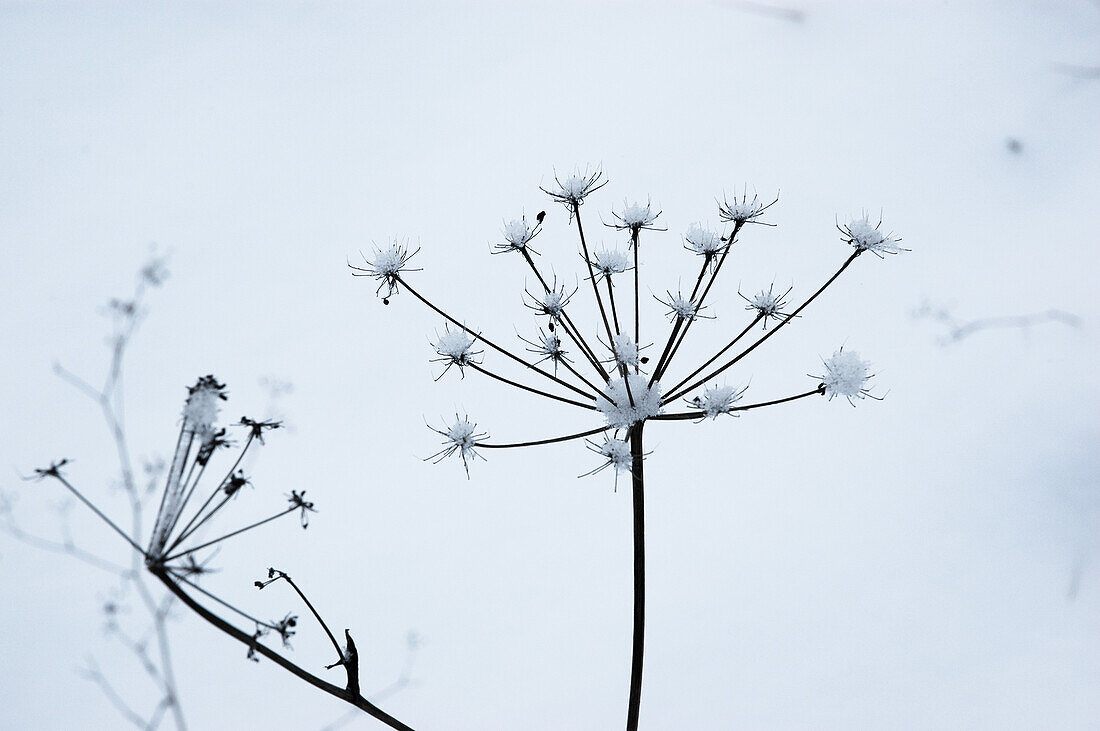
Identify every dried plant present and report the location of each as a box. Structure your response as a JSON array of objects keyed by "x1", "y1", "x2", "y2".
[{"x1": 355, "y1": 167, "x2": 904, "y2": 729}]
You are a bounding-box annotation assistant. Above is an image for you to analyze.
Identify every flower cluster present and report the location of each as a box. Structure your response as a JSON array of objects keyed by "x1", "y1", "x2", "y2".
[
  {"x1": 611, "y1": 199, "x2": 662, "y2": 232},
  {"x1": 839, "y1": 216, "x2": 904, "y2": 257},
  {"x1": 432, "y1": 326, "x2": 482, "y2": 377},
  {"x1": 817, "y1": 348, "x2": 875, "y2": 404},
  {"x1": 595, "y1": 376, "x2": 662, "y2": 429},
  {"x1": 688, "y1": 383, "x2": 748, "y2": 419}
]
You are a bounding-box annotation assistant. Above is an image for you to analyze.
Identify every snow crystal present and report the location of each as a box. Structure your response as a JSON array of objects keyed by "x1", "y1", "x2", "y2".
[
  {"x1": 684, "y1": 223, "x2": 724, "y2": 256},
  {"x1": 592, "y1": 247, "x2": 631, "y2": 279},
  {"x1": 689, "y1": 383, "x2": 747, "y2": 419},
  {"x1": 614, "y1": 199, "x2": 660, "y2": 229},
  {"x1": 597, "y1": 438, "x2": 633, "y2": 473},
  {"x1": 611, "y1": 333, "x2": 639, "y2": 367}
]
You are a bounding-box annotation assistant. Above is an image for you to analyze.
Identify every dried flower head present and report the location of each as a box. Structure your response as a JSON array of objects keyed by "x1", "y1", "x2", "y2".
[
  {"x1": 740, "y1": 283, "x2": 793, "y2": 328},
  {"x1": 431, "y1": 326, "x2": 482, "y2": 378},
  {"x1": 524, "y1": 279, "x2": 576, "y2": 322},
  {"x1": 839, "y1": 215, "x2": 904, "y2": 257},
  {"x1": 683, "y1": 223, "x2": 725, "y2": 259},
  {"x1": 349, "y1": 241, "x2": 421, "y2": 300},
  {"x1": 495, "y1": 216, "x2": 540, "y2": 254},
  {"x1": 542, "y1": 166, "x2": 608, "y2": 208},
  {"x1": 657, "y1": 291, "x2": 712, "y2": 323},
  {"x1": 585, "y1": 437, "x2": 633, "y2": 475},
  {"x1": 817, "y1": 348, "x2": 875, "y2": 404},
  {"x1": 429, "y1": 416, "x2": 487, "y2": 477},
  {"x1": 183, "y1": 376, "x2": 227, "y2": 440},
  {"x1": 718, "y1": 188, "x2": 777, "y2": 224},
  {"x1": 595, "y1": 376, "x2": 662, "y2": 428},
  {"x1": 688, "y1": 383, "x2": 748, "y2": 419},
  {"x1": 610, "y1": 333, "x2": 640, "y2": 368},
  {"x1": 591, "y1": 247, "x2": 631, "y2": 281},
  {"x1": 611, "y1": 198, "x2": 662, "y2": 232},
  {"x1": 521, "y1": 329, "x2": 571, "y2": 375}
]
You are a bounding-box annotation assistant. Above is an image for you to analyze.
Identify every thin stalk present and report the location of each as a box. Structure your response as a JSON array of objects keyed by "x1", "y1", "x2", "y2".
[
  {"x1": 663, "y1": 251, "x2": 860, "y2": 404},
  {"x1": 267, "y1": 571, "x2": 344, "y2": 662},
  {"x1": 651, "y1": 386, "x2": 824, "y2": 420},
  {"x1": 660, "y1": 314, "x2": 763, "y2": 399},
  {"x1": 397, "y1": 275, "x2": 597, "y2": 402},
  {"x1": 519, "y1": 248, "x2": 608, "y2": 380},
  {"x1": 166, "y1": 433, "x2": 256, "y2": 554},
  {"x1": 649, "y1": 262, "x2": 708, "y2": 386},
  {"x1": 573, "y1": 206, "x2": 617, "y2": 349},
  {"x1": 632, "y1": 228, "x2": 640, "y2": 364},
  {"x1": 50, "y1": 474, "x2": 145, "y2": 555},
  {"x1": 605, "y1": 277, "x2": 636, "y2": 408},
  {"x1": 161, "y1": 506, "x2": 297, "y2": 563},
  {"x1": 626, "y1": 423, "x2": 646, "y2": 731},
  {"x1": 167, "y1": 569, "x2": 277, "y2": 631},
  {"x1": 476, "y1": 424, "x2": 609, "y2": 450},
  {"x1": 468, "y1": 363, "x2": 597, "y2": 411},
  {"x1": 150, "y1": 570, "x2": 415, "y2": 731}
]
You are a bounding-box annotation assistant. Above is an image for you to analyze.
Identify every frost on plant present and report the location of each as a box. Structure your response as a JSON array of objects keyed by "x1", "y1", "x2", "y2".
[
  {"x1": 495, "y1": 216, "x2": 540, "y2": 254},
  {"x1": 816, "y1": 348, "x2": 876, "y2": 404},
  {"x1": 348, "y1": 241, "x2": 421, "y2": 300},
  {"x1": 356, "y1": 165, "x2": 901, "y2": 730},
  {"x1": 688, "y1": 383, "x2": 748, "y2": 420},
  {"x1": 431, "y1": 325, "x2": 482, "y2": 378},
  {"x1": 596, "y1": 376, "x2": 662, "y2": 429},
  {"x1": 429, "y1": 416, "x2": 486, "y2": 478},
  {"x1": 839, "y1": 215, "x2": 904, "y2": 257}
]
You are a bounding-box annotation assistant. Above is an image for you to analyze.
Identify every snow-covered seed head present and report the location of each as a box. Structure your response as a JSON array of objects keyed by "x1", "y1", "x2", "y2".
[
  {"x1": 591, "y1": 247, "x2": 631, "y2": 280},
  {"x1": 657, "y1": 290, "x2": 710, "y2": 323},
  {"x1": 683, "y1": 223, "x2": 725, "y2": 257},
  {"x1": 839, "y1": 215, "x2": 904, "y2": 257},
  {"x1": 351, "y1": 241, "x2": 420, "y2": 300},
  {"x1": 742, "y1": 283, "x2": 792, "y2": 327},
  {"x1": 590, "y1": 437, "x2": 633, "y2": 474},
  {"x1": 610, "y1": 333, "x2": 639, "y2": 368},
  {"x1": 183, "y1": 375, "x2": 227, "y2": 439},
  {"x1": 522, "y1": 329, "x2": 571, "y2": 374},
  {"x1": 431, "y1": 326, "x2": 482, "y2": 377},
  {"x1": 818, "y1": 348, "x2": 875, "y2": 404},
  {"x1": 542, "y1": 166, "x2": 607, "y2": 208},
  {"x1": 495, "y1": 217, "x2": 539, "y2": 253},
  {"x1": 718, "y1": 189, "x2": 775, "y2": 224},
  {"x1": 595, "y1": 376, "x2": 662, "y2": 428},
  {"x1": 612, "y1": 198, "x2": 661, "y2": 232},
  {"x1": 524, "y1": 281, "x2": 575, "y2": 321},
  {"x1": 429, "y1": 416, "x2": 487, "y2": 478},
  {"x1": 688, "y1": 383, "x2": 747, "y2": 419}
]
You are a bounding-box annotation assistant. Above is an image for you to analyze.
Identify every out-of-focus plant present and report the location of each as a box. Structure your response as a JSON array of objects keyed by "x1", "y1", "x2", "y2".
[{"x1": 355, "y1": 167, "x2": 903, "y2": 729}]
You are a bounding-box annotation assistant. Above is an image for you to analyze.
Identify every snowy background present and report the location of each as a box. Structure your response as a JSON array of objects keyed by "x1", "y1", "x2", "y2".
[{"x1": 2, "y1": 1, "x2": 1099, "y2": 728}]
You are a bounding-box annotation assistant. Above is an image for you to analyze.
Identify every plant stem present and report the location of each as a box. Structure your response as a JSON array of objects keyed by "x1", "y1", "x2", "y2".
[{"x1": 626, "y1": 423, "x2": 646, "y2": 731}]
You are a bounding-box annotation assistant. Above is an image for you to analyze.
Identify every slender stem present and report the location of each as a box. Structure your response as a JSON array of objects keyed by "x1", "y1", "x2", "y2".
[
  {"x1": 626, "y1": 423, "x2": 646, "y2": 731},
  {"x1": 161, "y1": 507, "x2": 296, "y2": 563},
  {"x1": 660, "y1": 314, "x2": 763, "y2": 399},
  {"x1": 397, "y1": 275, "x2": 597, "y2": 402},
  {"x1": 167, "y1": 570, "x2": 277, "y2": 630},
  {"x1": 651, "y1": 386, "x2": 824, "y2": 420},
  {"x1": 573, "y1": 206, "x2": 617, "y2": 349},
  {"x1": 663, "y1": 252, "x2": 860, "y2": 404},
  {"x1": 476, "y1": 424, "x2": 608, "y2": 450},
  {"x1": 149, "y1": 570, "x2": 415, "y2": 731},
  {"x1": 632, "y1": 229, "x2": 640, "y2": 366},
  {"x1": 605, "y1": 278, "x2": 636, "y2": 408},
  {"x1": 519, "y1": 248, "x2": 608, "y2": 380},
  {"x1": 49, "y1": 475, "x2": 145, "y2": 555},
  {"x1": 167, "y1": 433, "x2": 255, "y2": 553},
  {"x1": 468, "y1": 363, "x2": 597, "y2": 411},
  {"x1": 649, "y1": 260, "x2": 708, "y2": 386},
  {"x1": 268, "y1": 571, "x2": 344, "y2": 662}
]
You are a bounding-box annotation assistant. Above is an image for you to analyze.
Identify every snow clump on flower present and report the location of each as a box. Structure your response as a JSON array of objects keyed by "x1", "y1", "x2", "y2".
[
  {"x1": 542, "y1": 167, "x2": 606, "y2": 207},
  {"x1": 596, "y1": 376, "x2": 662, "y2": 428},
  {"x1": 819, "y1": 348, "x2": 874, "y2": 403},
  {"x1": 742, "y1": 283, "x2": 791, "y2": 326},
  {"x1": 613, "y1": 199, "x2": 661, "y2": 230},
  {"x1": 719, "y1": 189, "x2": 773, "y2": 224},
  {"x1": 611, "y1": 333, "x2": 639, "y2": 368},
  {"x1": 351, "y1": 241, "x2": 420, "y2": 299},
  {"x1": 683, "y1": 223, "x2": 724, "y2": 256},
  {"x1": 595, "y1": 437, "x2": 632, "y2": 473},
  {"x1": 432, "y1": 326, "x2": 482, "y2": 377},
  {"x1": 688, "y1": 383, "x2": 747, "y2": 419},
  {"x1": 591, "y1": 247, "x2": 631, "y2": 280},
  {"x1": 429, "y1": 416, "x2": 487, "y2": 478},
  {"x1": 840, "y1": 216, "x2": 903, "y2": 256},
  {"x1": 496, "y1": 217, "x2": 538, "y2": 253}
]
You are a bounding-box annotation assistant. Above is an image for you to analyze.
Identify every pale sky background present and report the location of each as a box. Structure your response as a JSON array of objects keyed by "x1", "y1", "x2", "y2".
[{"x1": 2, "y1": 1, "x2": 1099, "y2": 729}]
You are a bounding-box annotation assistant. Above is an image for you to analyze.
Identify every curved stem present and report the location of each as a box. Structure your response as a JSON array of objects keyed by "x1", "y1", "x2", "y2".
[
  {"x1": 468, "y1": 363, "x2": 597, "y2": 411},
  {"x1": 150, "y1": 569, "x2": 415, "y2": 731},
  {"x1": 626, "y1": 423, "x2": 645, "y2": 731},
  {"x1": 476, "y1": 424, "x2": 608, "y2": 450}
]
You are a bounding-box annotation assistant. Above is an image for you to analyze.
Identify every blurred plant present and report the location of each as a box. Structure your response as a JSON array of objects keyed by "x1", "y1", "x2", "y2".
[
  {"x1": 913, "y1": 299, "x2": 1081, "y2": 345},
  {"x1": 11, "y1": 256, "x2": 417, "y2": 730},
  {"x1": 355, "y1": 167, "x2": 902, "y2": 730}
]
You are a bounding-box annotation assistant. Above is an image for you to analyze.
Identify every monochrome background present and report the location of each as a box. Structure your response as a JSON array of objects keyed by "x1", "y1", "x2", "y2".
[{"x1": 2, "y1": 1, "x2": 1098, "y2": 728}]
